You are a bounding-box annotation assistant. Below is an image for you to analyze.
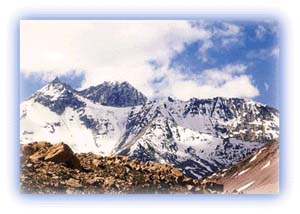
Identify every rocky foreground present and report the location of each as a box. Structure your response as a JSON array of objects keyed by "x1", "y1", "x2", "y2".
[{"x1": 20, "y1": 142, "x2": 223, "y2": 194}]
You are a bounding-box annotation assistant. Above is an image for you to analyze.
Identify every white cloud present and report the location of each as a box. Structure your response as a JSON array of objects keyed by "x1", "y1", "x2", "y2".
[
  {"x1": 212, "y1": 22, "x2": 241, "y2": 37},
  {"x1": 264, "y1": 82, "x2": 269, "y2": 91},
  {"x1": 151, "y1": 64, "x2": 259, "y2": 100},
  {"x1": 258, "y1": 20, "x2": 280, "y2": 38},
  {"x1": 246, "y1": 46, "x2": 280, "y2": 60},
  {"x1": 21, "y1": 20, "x2": 211, "y2": 97},
  {"x1": 200, "y1": 64, "x2": 248, "y2": 85},
  {"x1": 255, "y1": 25, "x2": 267, "y2": 39},
  {"x1": 21, "y1": 20, "x2": 259, "y2": 101},
  {"x1": 198, "y1": 40, "x2": 213, "y2": 62},
  {"x1": 271, "y1": 46, "x2": 280, "y2": 58},
  {"x1": 221, "y1": 37, "x2": 240, "y2": 47},
  {"x1": 196, "y1": 21, "x2": 242, "y2": 62}
]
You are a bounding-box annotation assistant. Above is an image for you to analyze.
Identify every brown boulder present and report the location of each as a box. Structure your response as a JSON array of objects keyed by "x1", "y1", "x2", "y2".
[
  {"x1": 171, "y1": 168, "x2": 184, "y2": 177},
  {"x1": 65, "y1": 178, "x2": 82, "y2": 188},
  {"x1": 92, "y1": 159, "x2": 101, "y2": 167},
  {"x1": 29, "y1": 151, "x2": 46, "y2": 163},
  {"x1": 44, "y1": 143, "x2": 82, "y2": 170},
  {"x1": 104, "y1": 176, "x2": 115, "y2": 187}
]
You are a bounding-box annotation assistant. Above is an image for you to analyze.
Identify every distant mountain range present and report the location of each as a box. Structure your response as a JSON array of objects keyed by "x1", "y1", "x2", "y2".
[{"x1": 20, "y1": 77, "x2": 279, "y2": 179}]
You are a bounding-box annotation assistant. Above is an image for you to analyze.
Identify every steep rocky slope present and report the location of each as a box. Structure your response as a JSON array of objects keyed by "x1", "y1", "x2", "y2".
[{"x1": 201, "y1": 141, "x2": 279, "y2": 194}]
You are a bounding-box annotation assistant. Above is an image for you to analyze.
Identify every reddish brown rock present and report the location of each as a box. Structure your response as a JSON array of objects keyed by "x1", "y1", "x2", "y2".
[
  {"x1": 171, "y1": 168, "x2": 183, "y2": 177},
  {"x1": 29, "y1": 151, "x2": 46, "y2": 162},
  {"x1": 44, "y1": 143, "x2": 82, "y2": 170},
  {"x1": 92, "y1": 159, "x2": 101, "y2": 167},
  {"x1": 201, "y1": 141, "x2": 279, "y2": 194},
  {"x1": 65, "y1": 178, "x2": 82, "y2": 188},
  {"x1": 20, "y1": 142, "x2": 224, "y2": 194}
]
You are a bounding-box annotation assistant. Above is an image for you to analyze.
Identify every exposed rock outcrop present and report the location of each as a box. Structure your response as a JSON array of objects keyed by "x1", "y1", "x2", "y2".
[
  {"x1": 79, "y1": 81, "x2": 147, "y2": 107},
  {"x1": 44, "y1": 143, "x2": 82, "y2": 170},
  {"x1": 24, "y1": 142, "x2": 82, "y2": 170}
]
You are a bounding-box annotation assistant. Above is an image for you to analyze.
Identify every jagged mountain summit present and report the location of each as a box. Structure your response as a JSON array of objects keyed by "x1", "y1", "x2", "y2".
[
  {"x1": 20, "y1": 78, "x2": 279, "y2": 179},
  {"x1": 27, "y1": 77, "x2": 86, "y2": 115},
  {"x1": 79, "y1": 81, "x2": 147, "y2": 107}
]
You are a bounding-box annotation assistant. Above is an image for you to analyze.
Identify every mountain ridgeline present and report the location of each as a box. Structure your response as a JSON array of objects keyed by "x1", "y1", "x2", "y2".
[
  {"x1": 79, "y1": 81, "x2": 147, "y2": 107},
  {"x1": 20, "y1": 78, "x2": 279, "y2": 179}
]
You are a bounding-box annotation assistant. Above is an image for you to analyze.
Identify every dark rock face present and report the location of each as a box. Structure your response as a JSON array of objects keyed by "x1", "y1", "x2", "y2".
[
  {"x1": 79, "y1": 81, "x2": 147, "y2": 107},
  {"x1": 20, "y1": 142, "x2": 224, "y2": 194}
]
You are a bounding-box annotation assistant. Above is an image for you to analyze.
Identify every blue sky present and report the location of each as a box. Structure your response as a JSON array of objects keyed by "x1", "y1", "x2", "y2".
[
  {"x1": 20, "y1": 20, "x2": 280, "y2": 108},
  {"x1": 168, "y1": 20, "x2": 279, "y2": 107}
]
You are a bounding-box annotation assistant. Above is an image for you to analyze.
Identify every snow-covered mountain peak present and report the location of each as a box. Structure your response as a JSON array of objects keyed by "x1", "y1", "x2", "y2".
[
  {"x1": 28, "y1": 78, "x2": 85, "y2": 115},
  {"x1": 35, "y1": 77, "x2": 75, "y2": 97},
  {"x1": 20, "y1": 79, "x2": 279, "y2": 179}
]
